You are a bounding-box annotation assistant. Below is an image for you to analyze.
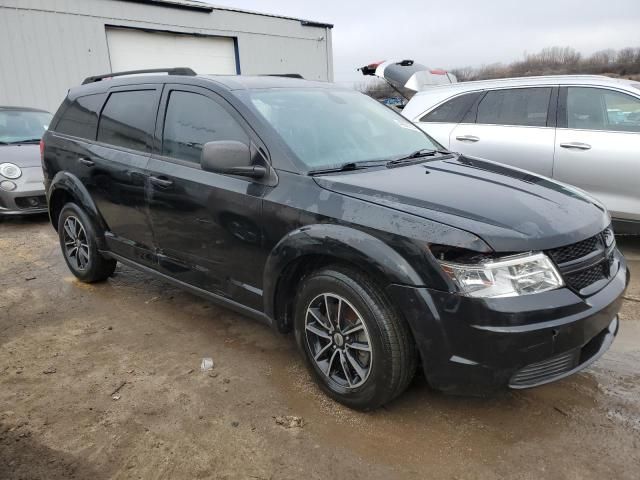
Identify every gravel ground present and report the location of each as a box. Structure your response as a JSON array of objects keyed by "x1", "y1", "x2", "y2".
[{"x1": 1, "y1": 215, "x2": 639, "y2": 479}]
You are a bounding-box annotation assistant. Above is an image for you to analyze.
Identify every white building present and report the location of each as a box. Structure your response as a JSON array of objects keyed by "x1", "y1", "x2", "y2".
[{"x1": 0, "y1": 0, "x2": 334, "y2": 112}]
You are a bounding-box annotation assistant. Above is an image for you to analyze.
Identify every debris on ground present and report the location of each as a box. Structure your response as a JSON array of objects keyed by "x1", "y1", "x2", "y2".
[
  {"x1": 42, "y1": 367, "x2": 56, "y2": 374},
  {"x1": 186, "y1": 369, "x2": 194, "y2": 375},
  {"x1": 274, "y1": 416, "x2": 304, "y2": 429},
  {"x1": 200, "y1": 357, "x2": 214, "y2": 372},
  {"x1": 110, "y1": 381, "x2": 127, "y2": 400}
]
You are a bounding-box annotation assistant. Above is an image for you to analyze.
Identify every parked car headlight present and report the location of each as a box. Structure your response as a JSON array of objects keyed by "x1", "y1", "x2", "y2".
[
  {"x1": 0, "y1": 163, "x2": 22, "y2": 179},
  {"x1": 439, "y1": 252, "x2": 564, "y2": 298}
]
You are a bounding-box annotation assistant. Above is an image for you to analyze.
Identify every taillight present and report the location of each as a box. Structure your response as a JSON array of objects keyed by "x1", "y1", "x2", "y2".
[{"x1": 39, "y1": 139, "x2": 44, "y2": 162}]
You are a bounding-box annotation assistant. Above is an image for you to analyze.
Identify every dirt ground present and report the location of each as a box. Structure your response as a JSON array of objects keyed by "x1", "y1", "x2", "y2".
[{"x1": 1, "y1": 215, "x2": 639, "y2": 480}]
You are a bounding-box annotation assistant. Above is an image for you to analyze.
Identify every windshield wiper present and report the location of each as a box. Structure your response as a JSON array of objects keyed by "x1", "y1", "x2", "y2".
[
  {"x1": 386, "y1": 149, "x2": 449, "y2": 167},
  {"x1": 308, "y1": 161, "x2": 385, "y2": 176}
]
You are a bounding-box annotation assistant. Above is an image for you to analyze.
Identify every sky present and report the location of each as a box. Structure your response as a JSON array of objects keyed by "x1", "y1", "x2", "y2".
[{"x1": 205, "y1": 0, "x2": 640, "y2": 84}]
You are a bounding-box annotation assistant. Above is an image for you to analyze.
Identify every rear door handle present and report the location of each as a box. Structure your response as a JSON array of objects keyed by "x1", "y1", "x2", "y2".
[
  {"x1": 455, "y1": 135, "x2": 480, "y2": 142},
  {"x1": 78, "y1": 158, "x2": 95, "y2": 167},
  {"x1": 149, "y1": 176, "x2": 174, "y2": 188},
  {"x1": 560, "y1": 142, "x2": 591, "y2": 150}
]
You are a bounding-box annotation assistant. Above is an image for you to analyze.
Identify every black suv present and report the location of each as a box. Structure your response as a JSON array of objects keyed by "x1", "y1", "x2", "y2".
[{"x1": 42, "y1": 69, "x2": 629, "y2": 410}]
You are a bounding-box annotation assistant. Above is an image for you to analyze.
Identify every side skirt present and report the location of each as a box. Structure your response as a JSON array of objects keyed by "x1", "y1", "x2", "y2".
[{"x1": 102, "y1": 251, "x2": 273, "y2": 327}]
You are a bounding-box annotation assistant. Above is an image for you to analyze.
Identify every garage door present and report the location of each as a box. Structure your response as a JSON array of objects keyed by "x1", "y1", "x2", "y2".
[{"x1": 106, "y1": 28, "x2": 237, "y2": 75}]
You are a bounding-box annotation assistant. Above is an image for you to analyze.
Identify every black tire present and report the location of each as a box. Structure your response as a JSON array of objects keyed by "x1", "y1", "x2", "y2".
[
  {"x1": 57, "y1": 202, "x2": 116, "y2": 283},
  {"x1": 294, "y1": 266, "x2": 417, "y2": 410}
]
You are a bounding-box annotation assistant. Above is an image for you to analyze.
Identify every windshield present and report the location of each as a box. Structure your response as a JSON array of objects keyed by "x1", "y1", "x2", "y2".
[
  {"x1": 0, "y1": 110, "x2": 52, "y2": 144},
  {"x1": 248, "y1": 89, "x2": 441, "y2": 170}
]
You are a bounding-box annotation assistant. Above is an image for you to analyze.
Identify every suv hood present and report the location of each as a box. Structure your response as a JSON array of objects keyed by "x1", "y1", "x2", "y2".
[
  {"x1": 314, "y1": 155, "x2": 609, "y2": 252},
  {"x1": 1, "y1": 144, "x2": 42, "y2": 167}
]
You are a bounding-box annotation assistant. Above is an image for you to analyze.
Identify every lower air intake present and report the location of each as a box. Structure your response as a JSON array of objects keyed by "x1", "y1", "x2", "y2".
[{"x1": 509, "y1": 350, "x2": 579, "y2": 388}]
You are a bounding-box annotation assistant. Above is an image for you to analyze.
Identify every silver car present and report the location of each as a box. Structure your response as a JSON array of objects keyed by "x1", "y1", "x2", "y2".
[
  {"x1": 402, "y1": 75, "x2": 640, "y2": 234},
  {"x1": 0, "y1": 106, "x2": 52, "y2": 215}
]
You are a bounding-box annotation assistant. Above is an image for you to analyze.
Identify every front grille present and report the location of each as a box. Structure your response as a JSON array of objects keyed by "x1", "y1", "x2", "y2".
[
  {"x1": 547, "y1": 235, "x2": 600, "y2": 264},
  {"x1": 15, "y1": 195, "x2": 47, "y2": 209},
  {"x1": 510, "y1": 350, "x2": 579, "y2": 387},
  {"x1": 546, "y1": 227, "x2": 615, "y2": 293},
  {"x1": 564, "y1": 261, "x2": 609, "y2": 291}
]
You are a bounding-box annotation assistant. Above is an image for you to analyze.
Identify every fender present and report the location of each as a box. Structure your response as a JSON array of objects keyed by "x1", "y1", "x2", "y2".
[
  {"x1": 263, "y1": 223, "x2": 427, "y2": 322},
  {"x1": 47, "y1": 171, "x2": 108, "y2": 248}
]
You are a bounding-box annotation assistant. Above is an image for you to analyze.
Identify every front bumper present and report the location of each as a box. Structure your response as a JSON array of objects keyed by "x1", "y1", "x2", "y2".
[
  {"x1": 0, "y1": 166, "x2": 47, "y2": 215},
  {"x1": 387, "y1": 250, "x2": 629, "y2": 394}
]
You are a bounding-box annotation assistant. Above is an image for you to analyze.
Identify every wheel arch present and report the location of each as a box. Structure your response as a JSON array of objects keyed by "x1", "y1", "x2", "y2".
[
  {"x1": 47, "y1": 172, "x2": 108, "y2": 248},
  {"x1": 263, "y1": 224, "x2": 424, "y2": 333}
]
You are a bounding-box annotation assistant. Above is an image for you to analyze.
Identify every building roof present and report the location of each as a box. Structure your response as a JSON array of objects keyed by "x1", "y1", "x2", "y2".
[{"x1": 119, "y1": 0, "x2": 333, "y2": 28}]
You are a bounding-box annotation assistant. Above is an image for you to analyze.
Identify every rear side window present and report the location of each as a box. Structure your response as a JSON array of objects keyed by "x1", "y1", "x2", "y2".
[
  {"x1": 97, "y1": 90, "x2": 157, "y2": 152},
  {"x1": 419, "y1": 92, "x2": 480, "y2": 123},
  {"x1": 567, "y1": 87, "x2": 640, "y2": 132},
  {"x1": 477, "y1": 88, "x2": 552, "y2": 127},
  {"x1": 55, "y1": 94, "x2": 105, "y2": 140},
  {"x1": 162, "y1": 90, "x2": 249, "y2": 163}
]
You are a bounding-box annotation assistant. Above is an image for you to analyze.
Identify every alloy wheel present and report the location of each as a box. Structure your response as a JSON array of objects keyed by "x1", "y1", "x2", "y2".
[
  {"x1": 62, "y1": 215, "x2": 90, "y2": 271},
  {"x1": 304, "y1": 293, "x2": 373, "y2": 389}
]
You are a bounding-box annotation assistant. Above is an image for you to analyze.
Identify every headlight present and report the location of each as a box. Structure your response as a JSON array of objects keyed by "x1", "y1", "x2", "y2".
[
  {"x1": 439, "y1": 252, "x2": 564, "y2": 298},
  {"x1": 0, "y1": 163, "x2": 22, "y2": 179}
]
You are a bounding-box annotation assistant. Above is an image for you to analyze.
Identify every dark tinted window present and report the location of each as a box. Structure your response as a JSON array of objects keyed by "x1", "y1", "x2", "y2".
[
  {"x1": 420, "y1": 92, "x2": 480, "y2": 123},
  {"x1": 567, "y1": 87, "x2": 640, "y2": 132},
  {"x1": 162, "y1": 91, "x2": 248, "y2": 163},
  {"x1": 55, "y1": 94, "x2": 105, "y2": 140},
  {"x1": 97, "y1": 90, "x2": 157, "y2": 152},
  {"x1": 477, "y1": 88, "x2": 551, "y2": 127}
]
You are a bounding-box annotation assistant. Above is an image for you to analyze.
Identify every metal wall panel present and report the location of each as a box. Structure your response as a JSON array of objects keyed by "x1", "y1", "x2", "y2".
[{"x1": 0, "y1": 0, "x2": 333, "y2": 112}]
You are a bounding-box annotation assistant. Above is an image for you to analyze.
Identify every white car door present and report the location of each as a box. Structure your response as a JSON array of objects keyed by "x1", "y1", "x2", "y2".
[
  {"x1": 413, "y1": 91, "x2": 483, "y2": 148},
  {"x1": 448, "y1": 87, "x2": 557, "y2": 177},
  {"x1": 554, "y1": 86, "x2": 640, "y2": 225}
]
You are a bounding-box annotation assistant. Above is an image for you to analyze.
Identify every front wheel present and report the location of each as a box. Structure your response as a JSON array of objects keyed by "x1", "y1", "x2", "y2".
[
  {"x1": 294, "y1": 266, "x2": 417, "y2": 410},
  {"x1": 57, "y1": 202, "x2": 116, "y2": 283}
]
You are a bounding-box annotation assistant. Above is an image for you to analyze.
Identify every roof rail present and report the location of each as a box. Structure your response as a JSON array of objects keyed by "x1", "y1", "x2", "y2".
[{"x1": 82, "y1": 67, "x2": 197, "y2": 85}]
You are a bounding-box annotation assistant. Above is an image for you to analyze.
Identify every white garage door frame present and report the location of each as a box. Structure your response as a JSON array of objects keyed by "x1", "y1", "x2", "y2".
[{"x1": 104, "y1": 25, "x2": 241, "y2": 75}]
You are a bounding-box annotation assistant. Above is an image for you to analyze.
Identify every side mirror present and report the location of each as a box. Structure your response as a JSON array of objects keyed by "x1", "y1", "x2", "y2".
[{"x1": 201, "y1": 141, "x2": 266, "y2": 179}]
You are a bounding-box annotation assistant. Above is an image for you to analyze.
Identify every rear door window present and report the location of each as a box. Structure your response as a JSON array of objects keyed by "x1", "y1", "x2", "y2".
[
  {"x1": 567, "y1": 87, "x2": 640, "y2": 132},
  {"x1": 162, "y1": 90, "x2": 249, "y2": 164},
  {"x1": 477, "y1": 88, "x2": 552, "y2": 127},
  {"x1": 97, "y1": 90, "x2": 157, "y2": 152},
  {"x1": 55, "y1": 94, "x2": 105, "y2": 140},
  {"x1": 420, "y1": 92, "x2": 481, "y2": 123}
]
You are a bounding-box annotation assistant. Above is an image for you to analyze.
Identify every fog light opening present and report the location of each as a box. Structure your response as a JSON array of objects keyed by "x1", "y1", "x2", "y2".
[{"x1": 0, "y1": 180, "x2": 17, "y2": 191}]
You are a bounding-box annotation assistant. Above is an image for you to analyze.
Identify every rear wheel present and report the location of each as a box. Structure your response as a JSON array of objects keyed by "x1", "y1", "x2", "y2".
[
  {"x1": 294, "y1": 266, "x2": 417, "y2": 410},
  {"x1": 58, "y1": 203, "x2": 116, "y2": 283}
]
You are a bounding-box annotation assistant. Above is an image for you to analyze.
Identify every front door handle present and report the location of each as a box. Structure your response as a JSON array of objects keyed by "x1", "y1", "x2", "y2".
[
  {"x1": 455, "y1": 135, "x2": 480, "y2": 142},
  {"x1": 149, "y1": 176, "x2": 174, "y2": 188},
  {"x1": 78, "y1": 158, "x2": 95, "y2": 167},
  {"x1": 560, "y1": 142, "x2": 591, "y2": 150}
]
